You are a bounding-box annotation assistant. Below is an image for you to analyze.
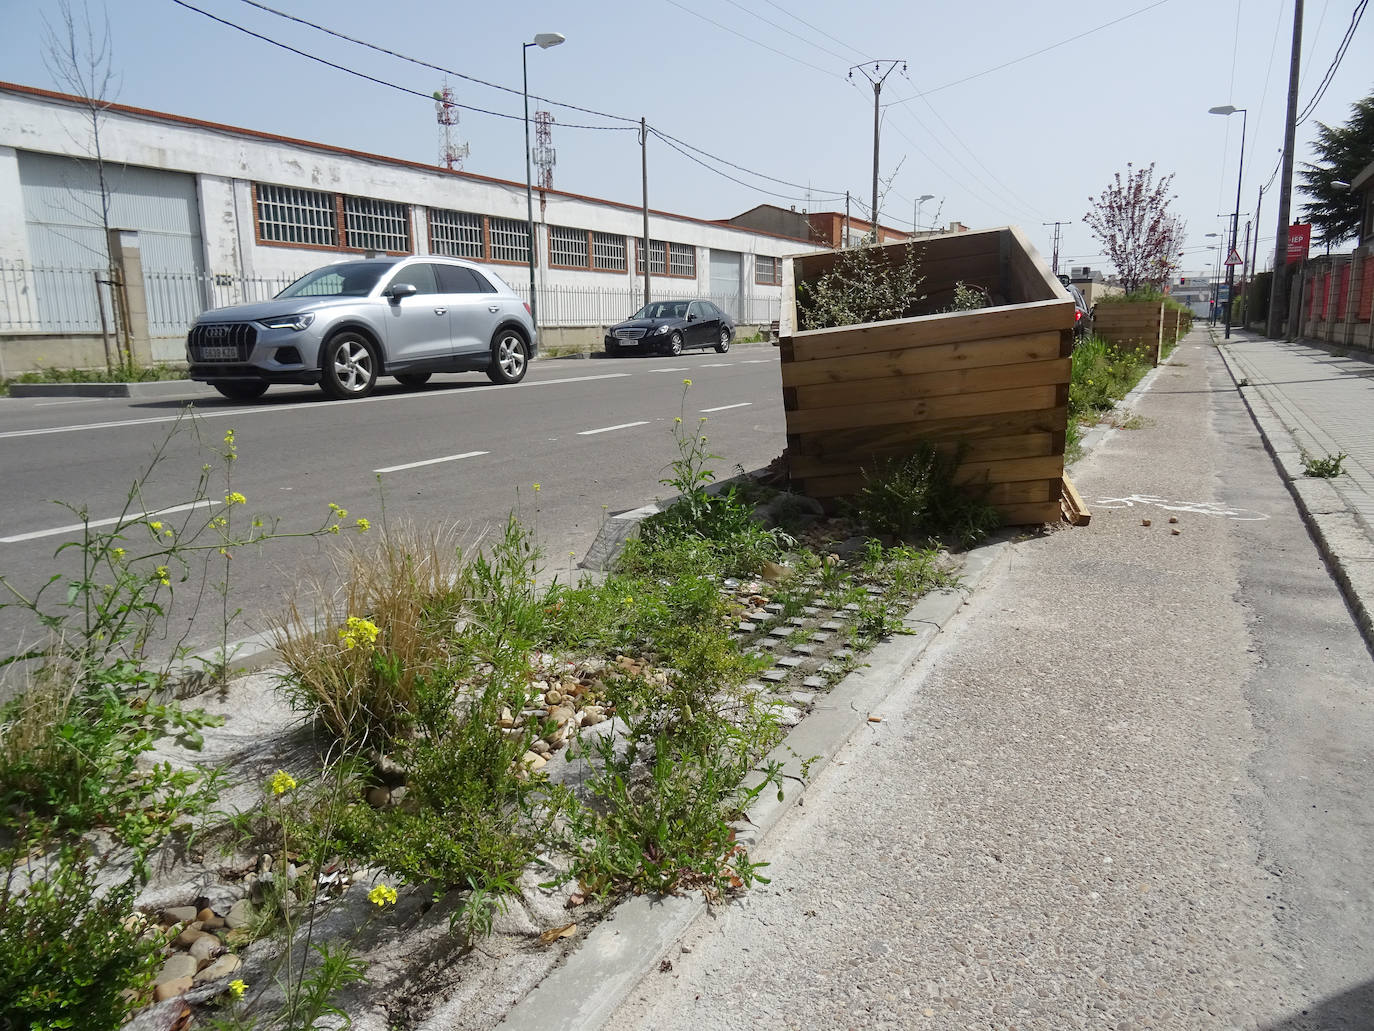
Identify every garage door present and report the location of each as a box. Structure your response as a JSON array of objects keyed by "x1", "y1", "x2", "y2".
[{"x1": 709, "y1": 249, "x2": 742, "y2": 319}]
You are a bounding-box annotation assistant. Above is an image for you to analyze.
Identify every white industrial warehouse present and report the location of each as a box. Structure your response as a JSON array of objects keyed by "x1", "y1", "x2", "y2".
[{"x1": 0, "y1": 80, "x2": 823, "y2": 370}]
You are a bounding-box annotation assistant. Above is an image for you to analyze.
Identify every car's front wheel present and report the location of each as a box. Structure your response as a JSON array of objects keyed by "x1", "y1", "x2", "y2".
[
  {"x1": 487, "y1": 329, "x2": 529, "y2": 384},
  {"x1": 604, "y1": 339, "x2": 620, "y2": 357},
  {"x1": 395, "y1": 372, "x2": 432, "y2": 387},
  {"x1": 320, "y1": 331, "x2": 379, "y2": 400},
  {"x1": 662, "y1": 331, "x2": 684, "y2": 357},
  {"x1": 212, "y1": 381, "x2": 269, "y2": 401},
  {"x1": 715, "y1": 328, "x2": 731, "y2": 353}
]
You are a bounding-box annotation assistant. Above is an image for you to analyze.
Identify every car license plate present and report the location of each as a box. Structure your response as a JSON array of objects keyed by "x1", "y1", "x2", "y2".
[{"x1": 198, "y1": 345, "x2": 239, "y2": 361}]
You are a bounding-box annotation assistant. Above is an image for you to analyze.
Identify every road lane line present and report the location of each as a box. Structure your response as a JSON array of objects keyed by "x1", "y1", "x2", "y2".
[
  {"x1": 700, "y1": 402, "x2": 753, "y2": 413},
  {"x1": 577, "y1": 421, "x2": 649, "y2": 436},
  {"x1": 648, "y1": 367, "x2": 691, "y2": 373},
  {"x1": 33, "y1": 399, "x2": 102, "y2": 407},
  {"x1": 2, "y1": 499, "x2": 216, "y2": 544},
  {"x1": 0, "y1": 372, "x2": 633, "y2": 441},
  {"x1": 739, "y1": 359, "x2": 773, "y2": 364},
  {"x1": 374, "y1": 450, "x2": 489, "y2": 474},
  {"x1": 699, "y1": 363, "x2": 733, "y2": 367}
]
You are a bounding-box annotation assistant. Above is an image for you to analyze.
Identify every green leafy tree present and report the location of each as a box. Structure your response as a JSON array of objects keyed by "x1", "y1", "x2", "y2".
[{"x1": 1298, "y1": 90, "x2": 1374, "y2": 246}]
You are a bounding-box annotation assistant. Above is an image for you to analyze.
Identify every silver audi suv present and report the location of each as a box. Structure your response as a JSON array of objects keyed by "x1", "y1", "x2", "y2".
[{"x1": 186, "y1": 256, "x2": 538, "y2": 400}]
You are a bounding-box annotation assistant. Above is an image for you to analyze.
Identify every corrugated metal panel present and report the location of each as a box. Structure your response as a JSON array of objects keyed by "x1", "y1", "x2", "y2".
[
  {"x1": 709, "y1": 249, "x2": 742, "y2": 319},
  {"x1": 17, "y1": 150, "x2": 204, "y2": 273}
]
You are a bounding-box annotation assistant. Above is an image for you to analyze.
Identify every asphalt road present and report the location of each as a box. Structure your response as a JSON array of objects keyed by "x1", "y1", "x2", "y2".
[{"x1": 0, "y1": 347, "x2": 785, "y2": 671}]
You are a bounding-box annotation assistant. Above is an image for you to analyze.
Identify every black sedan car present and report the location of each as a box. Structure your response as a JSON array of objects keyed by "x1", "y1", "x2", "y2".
[{"x1": 604, "y1": 299, "x2": 735, "y2": 357}]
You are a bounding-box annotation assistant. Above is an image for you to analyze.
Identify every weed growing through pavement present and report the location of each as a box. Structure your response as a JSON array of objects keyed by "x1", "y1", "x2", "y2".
[{"x1": 1302, "y1": 451, "x2": 1348, "y2": 478}]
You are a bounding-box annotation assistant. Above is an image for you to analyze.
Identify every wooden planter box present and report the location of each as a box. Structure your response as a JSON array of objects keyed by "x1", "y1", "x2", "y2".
[
  {"x1": 778, "y1": 226, "x2": 1075, "y2": 527},
  {"x1": 1094, "y1": 301, "x2": 1164, "y2": 365}
]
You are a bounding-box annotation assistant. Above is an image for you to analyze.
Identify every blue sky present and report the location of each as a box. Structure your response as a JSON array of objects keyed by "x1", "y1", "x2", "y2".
[{"x1": 3, "y1": 0, "x2": 1370, "y2": 278}]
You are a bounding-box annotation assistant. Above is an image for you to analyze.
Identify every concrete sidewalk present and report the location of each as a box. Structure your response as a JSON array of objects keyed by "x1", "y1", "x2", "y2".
[
  {"x1": 1217, "y1": 329, "x2": 1374, "y2": 646},
  {"x1": 607, "y1": 329, "x2": 1374, "y2": 1030}
]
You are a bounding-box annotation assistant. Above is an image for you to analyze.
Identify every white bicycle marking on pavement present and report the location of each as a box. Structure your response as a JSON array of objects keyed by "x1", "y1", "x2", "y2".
[{"x1": 1093, "y1": 494, "x2": 1270, "y2": 520}]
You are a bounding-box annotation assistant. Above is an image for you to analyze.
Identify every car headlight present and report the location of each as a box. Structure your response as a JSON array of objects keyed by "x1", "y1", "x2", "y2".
[
  {"x1": 259, "y1": 313, "x2": 315, "y2": 331},
  {"x1": 655, "y1": 324, "x2": 671, "y2": 335}
]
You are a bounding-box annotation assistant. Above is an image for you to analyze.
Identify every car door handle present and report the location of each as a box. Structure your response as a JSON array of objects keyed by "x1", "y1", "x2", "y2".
[
  {"x1": 488, "y1": 305, "x2": 500, "y2": 313},
  {"x1": 433, "y1": 307, "x2": 447, "y2": 315}
]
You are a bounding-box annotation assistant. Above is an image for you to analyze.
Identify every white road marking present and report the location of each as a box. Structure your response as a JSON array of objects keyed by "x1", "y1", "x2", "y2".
[
  {"x1": 374, "y1": 450, "x2": 489, "y2": 474},
  {"x1": 33, "y1": 398, "x2": 102, "y2": 407},
  {"x1": 2, "y1": 499, "x2": 216, "y2": 545},
  {"x1": 649, "y1": 367, "x2": 691, "y2": 373},
  {"x1": 578, "y1": 421, "x2": 650, "y2": 436},
  {"x1": 740, "y1": 359, "x2": 774, "y2": 364},
  {"x1": 0, "y1": 372, "x2": 633, "y2": 441},
  {"x1": 699, "y1": 363, "x2": 733, "y2": 368},
  {"x1": 700, "y1": 402, "x2": 753, "y2": 413}
]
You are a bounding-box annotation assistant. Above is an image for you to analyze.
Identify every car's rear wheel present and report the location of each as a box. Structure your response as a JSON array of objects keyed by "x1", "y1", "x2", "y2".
[
  {"x1": 395, "y1": 372, "x2": 432, "y2": 387},
  {"x1": 212, "y1": 381, "x2": 269, "y2": 401},
  {"x1": 663, "y1": 331, "x2": 683, "y2": 357},
  {"x1": 320, "y1": 331, "x2": 379, "y2": 400},
  {"x1": 714, "y1": 328, "x2": 731, "y2": 353},
  {"x1": 487, "y1": 329, "x2": 529, "y2": 384}
]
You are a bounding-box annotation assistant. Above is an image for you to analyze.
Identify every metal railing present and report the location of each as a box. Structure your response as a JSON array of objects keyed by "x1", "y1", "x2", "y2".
[{"x1": 2, "y1": 261, "x2": 782, "y2": 336}]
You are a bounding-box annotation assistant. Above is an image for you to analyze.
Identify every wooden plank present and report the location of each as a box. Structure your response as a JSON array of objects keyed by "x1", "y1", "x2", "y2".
[
  {"x1": 797, "y1": 474, "x2": 1056, "y2": 506},
  {"x1": 790, "y1": 407, "x2": 1069, "y2": 457},
  {"x1": 780, "y1": 331, "x2": 1063, "y2": 387},
  {"x1": 788, "y1": 299, "x2": 1075, "y2": 363},
  {"x1": 952, "y1": 454, "x2": 1065, "y2": 487},
  {"x1": 784, "y1": 384, "x2": 1060, "y2": 434},
  {"x1": 1060, "y1": 474, "x2": 1091, "y2": 526},
  {"x1": 788, "y1": 431, "x2": 1056, "y2": 479},
  {"x1": 790, "y1": 356, "x2": 1070, "y2": 410},
  {"x1": 998, "y1": 500, "x2": 1064, "y2": 526}
]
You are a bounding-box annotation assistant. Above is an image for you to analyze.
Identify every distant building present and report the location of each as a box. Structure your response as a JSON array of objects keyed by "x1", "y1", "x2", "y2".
[
  {"x1": 1166, "y1": 276, "x2": 1214, "y2": 318},
  {"x1": 1068, "y1": 266, "x2": 1123, "y2": 307}
]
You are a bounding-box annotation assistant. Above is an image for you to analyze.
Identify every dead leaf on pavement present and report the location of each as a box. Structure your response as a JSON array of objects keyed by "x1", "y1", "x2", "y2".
[{"x1": 538, "y1": 922, "x2": 577, "y2": 945}]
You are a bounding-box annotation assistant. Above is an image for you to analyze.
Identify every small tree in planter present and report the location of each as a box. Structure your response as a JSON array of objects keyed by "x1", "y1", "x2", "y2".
[{"x1": 1083, "y1": 163, "x2": 1185, "y2": 294}]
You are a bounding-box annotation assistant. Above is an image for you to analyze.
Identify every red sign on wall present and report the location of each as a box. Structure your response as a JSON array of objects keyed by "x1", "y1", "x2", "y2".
[{"x1": 1287, "y1": 223, "x2": 1311, "y2": 264}]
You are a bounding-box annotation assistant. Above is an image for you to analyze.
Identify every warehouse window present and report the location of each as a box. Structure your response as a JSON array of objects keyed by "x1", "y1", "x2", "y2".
[
  {"x1": 488, "y1": 216, "x2": 531, "y2": 264},
  {"x1": 756, "y1": 255, "x2": 781, "y2": 286},
  {"x1": 255, "y1": 184, "x2": 338, "y2": 247},
  {"x1": 428, "y1": 209, "x2": 485, "y2": 258},
  {"x1": 592, "y1": 232, "x2": 627, "y2": 272},
  {"x1": 344, "y1": 197, "x2": 410, "y2": 253},
  {"x1": 634, "y1": 239, "x2": 667, "y2": 276},
  {"x1": 668, "y1": 242, "x2": 696, "y2": 278},
  {"x1": 549, "y1": 225, "x2": 590, "y2": 268}
]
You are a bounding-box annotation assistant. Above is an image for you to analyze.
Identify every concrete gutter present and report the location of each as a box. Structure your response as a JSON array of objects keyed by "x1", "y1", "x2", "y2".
[{"x1": 1215, "y1": 341, "x2": 1374, "y2": 650}]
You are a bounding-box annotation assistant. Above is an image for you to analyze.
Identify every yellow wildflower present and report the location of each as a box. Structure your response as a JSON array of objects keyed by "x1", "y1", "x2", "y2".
[
  {"x1": 328, "y1": 524, "x2": 340, "y2": 534},
  {"x1": 149, "y1": 521, "x2": 163, "y2": 532},
  {"x1": 225, "y1": 491, "x2": 246, "y2": 506},
  {"x1": 228, "y1": 978, "x2": 247, "y2": 998},
  {"x1": 355, "y1": 517, "x2": 370, "y2": 532},
  {"x1": 338, "y1": 616, "x2": 380, "y2": 650},
  {"x1": 155, "y1": 565, "x2": 170, "y2": 586},
  {"x1": 368, "y1": 883, "x2": 398, "y2": 908},
  {"x1": 270, "y1": 770, "x2": 297, "y2": 795},
  {"x1": 111, "y1": 547, "x2": 126, "y2": 560},
  {"x1": 682, "y1": 378, "x2": 692, "y2": 386},
  {"x1": 674, "y1": 416, "x2": 682, "y2": 424},
  {"x1": 224, "y1": 428, "x2": 235, "y2": 445},
  {"x1": 532, "y1": 483, "x2": 541, "y2": 493}
]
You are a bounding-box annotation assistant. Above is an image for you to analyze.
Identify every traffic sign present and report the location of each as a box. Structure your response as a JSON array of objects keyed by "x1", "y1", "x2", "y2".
[{"x1": 1223, "y1": 247, "x2": 1243, "y2": 267}]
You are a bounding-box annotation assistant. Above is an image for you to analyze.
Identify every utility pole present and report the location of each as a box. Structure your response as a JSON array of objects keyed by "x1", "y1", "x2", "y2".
[
  {"x1": 843, "y1": 191, "x2": 850, "y2": 248},
  {"x1": 641, "y1": 116, "x2": 650, "y2": 307},
  {"x1": 849, "y1": 60, "x2": 905, "y2": 242},
  {"x1": 1042, "y1": 221, "x2": 1070, "y2": 275},
  {"x1": 1267, "y1": 0, "x2": 1303, "y2": 339}
]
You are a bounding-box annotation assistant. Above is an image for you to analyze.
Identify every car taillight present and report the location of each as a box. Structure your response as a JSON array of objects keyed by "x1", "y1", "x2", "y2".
[{"x1": 523, "y1": 302, "x2": 532, "y2": 315}]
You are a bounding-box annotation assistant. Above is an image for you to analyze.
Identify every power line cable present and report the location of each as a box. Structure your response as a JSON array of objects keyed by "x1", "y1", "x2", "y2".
[
  {"x1": 661, "y1": 0, "x2": 842, "y2": 77},
  {"x1": 168, "y1": 0, "x2": 634, "y2": 130},
  {"x1": 756, "y1": 0, "x2": 870, "y2": 61},
  {"x1": 648, "y1": 126, "x2": 847, "y2": 197},
  {"x1": 232, "y1": 0, "x2": 638, "y2": 124},
  {"x1": 717, "y1": 0, "x2": 855, "y2": 62},
  {"x1": 1295, "y1": 0, "x2": 1367, "y2": 125},
  {"x1": 881, "y1": 0, "x2": 1173, "y2": 105},
  {"x1": 649, "y1": 129, "x2": 839, "y2": 203}
]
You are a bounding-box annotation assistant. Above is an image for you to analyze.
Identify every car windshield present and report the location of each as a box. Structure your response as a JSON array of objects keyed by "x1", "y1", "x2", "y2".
[
  {"x1": 277, "y1": 262, "x2": 393, "y2": 299},
  {"x1": 632, "y1": 302, "x2": 688, "y2": 320}
]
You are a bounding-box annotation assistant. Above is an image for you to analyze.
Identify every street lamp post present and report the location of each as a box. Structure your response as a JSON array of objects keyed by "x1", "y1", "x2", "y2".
[
  {"x1": 523, "y1": 32, "x2": 565, "y2": 331},
  {"x1": 913, "y1": 194, "x2": 934, "y2": 234},
  {"x1": 1208, "y1": 105, "x2": 1247, "y2": 339}
]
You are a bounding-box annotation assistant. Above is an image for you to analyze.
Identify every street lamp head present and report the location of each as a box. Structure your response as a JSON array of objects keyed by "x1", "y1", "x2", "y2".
[
  {"x1": 917, "y1": 194, "x2": 934, "y2": 202},
  {"x1": 1332, "y1": 180, "x2": 1352, "y2": 190},
  {"x1": 1208, "y1": 105, "x2": 1242, "y2": 116},
  {"x1": 532, "y1": 32, "x2": 565, "y2": 48},
  {"x1": 1205, "y1": 232, "x2": 1219, "y2": 237}
]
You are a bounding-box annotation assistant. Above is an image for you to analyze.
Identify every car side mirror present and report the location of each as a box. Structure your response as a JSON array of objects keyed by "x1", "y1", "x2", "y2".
[
  {"x1": 687, "y1": 313, "x2": 697, "y2": 321},
  {"x1": 387, "y1": 283, "x2": 418, "y2": 302}
]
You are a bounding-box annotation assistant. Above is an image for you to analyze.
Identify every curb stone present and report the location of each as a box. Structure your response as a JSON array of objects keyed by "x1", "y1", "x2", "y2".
[
  {"x1": 7, "y1": 380, "x2": 200, "y2": 399},
  {"x1": 1215, "y1": 341, "x2": 1374, "y2": 651}
]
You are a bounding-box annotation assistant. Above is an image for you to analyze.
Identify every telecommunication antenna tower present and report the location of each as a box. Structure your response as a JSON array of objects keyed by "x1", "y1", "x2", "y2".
[
  {"x1": 434, "y1": 82, "x2": 470, "y2": 171},
  {"x1": 533, "y1": 110, "x2": 556, "y2": 191}
]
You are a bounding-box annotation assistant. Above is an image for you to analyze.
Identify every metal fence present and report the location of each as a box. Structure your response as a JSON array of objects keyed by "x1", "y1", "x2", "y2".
[{"x1": 2, "y1": 261, "x2": 782, "y2": 336}]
